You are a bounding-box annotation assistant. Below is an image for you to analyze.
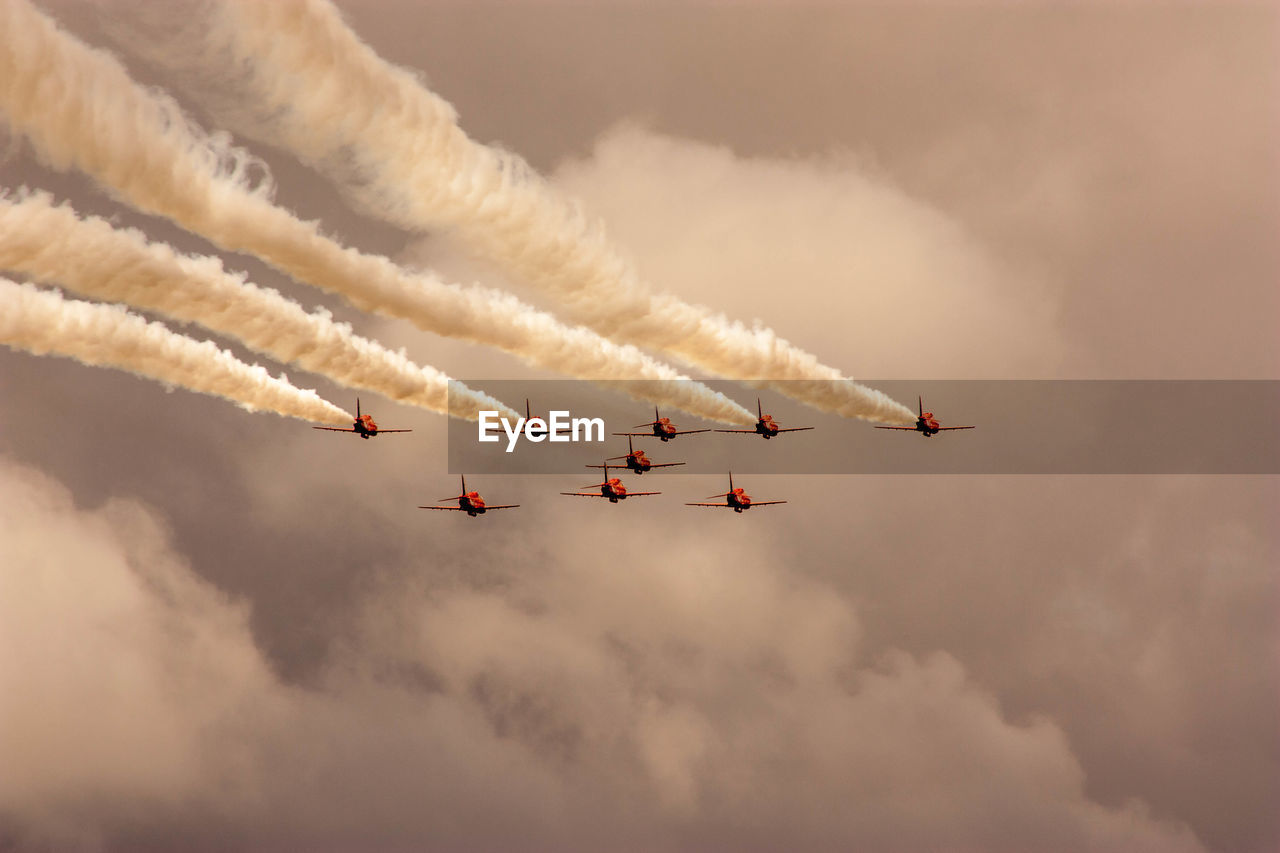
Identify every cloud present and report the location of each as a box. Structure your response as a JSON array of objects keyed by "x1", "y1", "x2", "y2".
[
  {"x1": 544, "y1": 124, "x2": 1064, "y2": 379},
  {"x1": 0, "y1": 458, "x2": 1207, "y2": 851},
  {"x1": 331, "y1": 518, "x2": 1205, "y2": 852},
  {"x1": 0, "y1": 455, "x2": 284, "y2": 849}
]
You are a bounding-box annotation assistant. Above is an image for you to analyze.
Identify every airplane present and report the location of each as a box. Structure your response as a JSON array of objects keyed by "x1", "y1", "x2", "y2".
[
  {"x1": 312, "y1": 398, "x2": 412, "y2": 439},
  {"x1": 586, "y1": 436, "x2": 685, "y2": 476},
  {"x1": 714, "y1": 398, "x2": 815, "y2": 439},
  {"x1": 613, "y1": 406, "x2": 711, "y2": 442},
  {"x1": 686, "y1": 472, "x2": 786, "y2": 513},
  {"x1": 561, "y1": 462, "x2": 661, "y2": 503},
  {"x1": 524, "y1": 398, "x2": 568, "y2": 438},
  {"x1": 419, "y1": 475, "x2": 519, "y2": 516},
  {"x1": 874, "y1": 396, "x2": 975, "y2": 437}
]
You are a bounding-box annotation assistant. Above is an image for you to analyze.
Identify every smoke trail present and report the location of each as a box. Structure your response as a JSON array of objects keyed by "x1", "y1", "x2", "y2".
[
  {"x1": 0, "y1": 0, "x2": 753, "y2": 426},
  {"x1": 110, "y1": 0, "x2": 915, "y2": 425},
  {"x1": 0, "y1": 277, "x2": 351, "y2": 425},
  {"x1": 0, "y1": 189, "x2": 514, "y2": 422}
]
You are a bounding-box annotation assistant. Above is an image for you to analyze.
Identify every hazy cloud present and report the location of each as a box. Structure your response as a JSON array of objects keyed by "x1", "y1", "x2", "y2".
[{"x1": 1, "y1": 457, "x2": 1211, "y2": 851}]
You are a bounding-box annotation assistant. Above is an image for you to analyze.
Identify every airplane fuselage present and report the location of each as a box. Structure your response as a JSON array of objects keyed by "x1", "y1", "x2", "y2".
[
  {"x1": 601, "y1": 480, "x2": 626, "y2": 502},
  {"x1": 354, "y1": 414, "x2": 380, "y2": 438},
  {"x1": 648, "y1": 419, "x2": 678, "y2": 441},
  {"x1": 458, "y1": 493, "x2": 487, "y2": 516},
  {"x1": 755, "y1": 418, "x2": 781, "y2": 438}
]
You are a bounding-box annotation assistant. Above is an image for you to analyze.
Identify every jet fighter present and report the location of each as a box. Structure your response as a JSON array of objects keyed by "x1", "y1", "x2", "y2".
[
  {"x1": 313, "y1": 398, "x2": 412, "y2": 439},
  {"x1": 873, "y1": 396, "x2": 975, "y2": 437},
  {"x1": 613, "y1": 407, "x2": 710, "y2": 442},
  {"x1": 686, "y1": 472, "x2": 786, "y2": 513},
  {"x1": 523, "y1": 398, "x2": 568, "y2": 439},
  {"x1": 561, "y1": 462, "x2": 661, "y2": 503},
  {"x1": 715, "y1": 398, "x2": 815, "y2": 439},
  {"x1": 586, "y1": 437, "x2": 685, "y2": 476},
  {"x1": 420, "y1": 475, "x2": 519, "y2": 516}
]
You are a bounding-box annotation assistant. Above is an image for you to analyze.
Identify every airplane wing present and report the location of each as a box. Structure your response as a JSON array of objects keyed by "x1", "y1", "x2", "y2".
[
  {"x1": 418, "y1": 505, "x2": 467, "y2": 511},
  {"x1": 748, "y1": 500, "x2": 788, "y2": 507},
  {"x1": 685, "y1": 502, "x2": 731, "y2": 508},
  {"x1": 611, "y1": 432, "x2": 653, "y2": 438},
  {"x1": 624, "y1": 491, "x2": 662, "y2": 497},
  {"x1": 672, "y1": 429, "x2": 711, "y2": 435},
  {"x1": 873, "y1": 426, "x2": 919, "y2": 430},
  {"x1": 647, "y1": 462, "x2": 686, "y2": 468},
  {"x1": 936, "y1": 426, "x2": 976, "y2": 430},
  {"x1": 714, "y1": 427, "x2": 814, "y2": 434},
  {"x1": 561, "y1": 492, "x2": 609, "y2": 497},
  {"x1": 481, "y1": 504, "x2": 520, "y2": 510},
  {"x1": 313, "y1": 426, "x2": 355, "y2": 432},
  {"x1": 375, "y1": 429, "x2": 414, "y2": 433}
]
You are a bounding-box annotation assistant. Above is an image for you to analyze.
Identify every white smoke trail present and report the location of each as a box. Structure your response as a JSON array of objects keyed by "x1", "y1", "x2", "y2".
[
  {"x1": 0, "y1": 277, "x2": 351, "y2": 425},
  {"x1": 111, "y1": 0, "x2": 915, "y2": 425},
  {"x1": 0, "y1": 189, "x2": 514, "y2": 422},
  {"x1": 0, "y1": 0, "x2": 753, "y2": 426}
]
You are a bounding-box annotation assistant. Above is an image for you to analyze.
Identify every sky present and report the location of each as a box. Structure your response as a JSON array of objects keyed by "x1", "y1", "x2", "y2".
[{"x1": 1, "y1": 1, "x2": 1277, "y2": 851}]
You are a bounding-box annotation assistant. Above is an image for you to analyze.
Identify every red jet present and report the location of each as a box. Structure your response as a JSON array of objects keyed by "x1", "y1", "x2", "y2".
[
  {"x1": 313, "y1": 398, "x2": 412, "y2": 439},
  {"x1": 524, "y1": 398, "x2": 568, "y2": 439},
  {"x1": 586, "y1": 437, "x2": 685, "y2": 476},
  {"x1": 420, "y1": 475, "x2": 519, "y2": 516},
  {"x1": 686, "y1": 473, "x2": 786, "y2": 513},
  {"x1": 562, "y1": 462, "x2": 662, "y2": 503},
  {"x1": 613, "y1": 406, "x2": 710, "y2": 442},
  {"x1": 873, "y1": 396, "x2": 975, "y2": 437},
  {"x1": 715, "y1": 398, "x2": 815, "y2": 439}
]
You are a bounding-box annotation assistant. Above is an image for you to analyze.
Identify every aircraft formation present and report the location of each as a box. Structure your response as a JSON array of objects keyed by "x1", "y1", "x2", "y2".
[{"x1": 314, "y1": 396, "x2": 974, "y2": 517}]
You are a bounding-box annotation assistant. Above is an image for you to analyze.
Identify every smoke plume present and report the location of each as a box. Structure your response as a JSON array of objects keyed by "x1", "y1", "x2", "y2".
[
  {"x1": 0, "y1": 189, "x2": 514, "y2": 421},
  {"x1": 0, "y1": 277, "x2": 350, "y2": 425},
  {"x1": 107, "y1": 0, "x2": 915, "y2": 424},
  {"x1": 0, "y1": 0, "x2": 753, "y2": 425}
]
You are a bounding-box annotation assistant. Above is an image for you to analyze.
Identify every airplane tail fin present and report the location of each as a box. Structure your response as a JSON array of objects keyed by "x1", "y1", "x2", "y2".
[
  {"x1": 526, "y1": 399, "x2": 531, "y2": 421},
  {"x1": 357, "y1": 397, "x2": 361, "y2": 418},
  {"x1": 707, "y1": 472, "x2": 734, "y2": 499},
  {"x1": 436, "y1": 474, "x2": 469, "y2": 502},
  {"x1": 757, "y1": 398, "x2": 763, "y2": 420},
  {"x1": 581, "y1": 461, "x2": 610, "y2": 489},
  {"x1": 919, "y1": 396, "x2": 923, "y2": 417}
]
